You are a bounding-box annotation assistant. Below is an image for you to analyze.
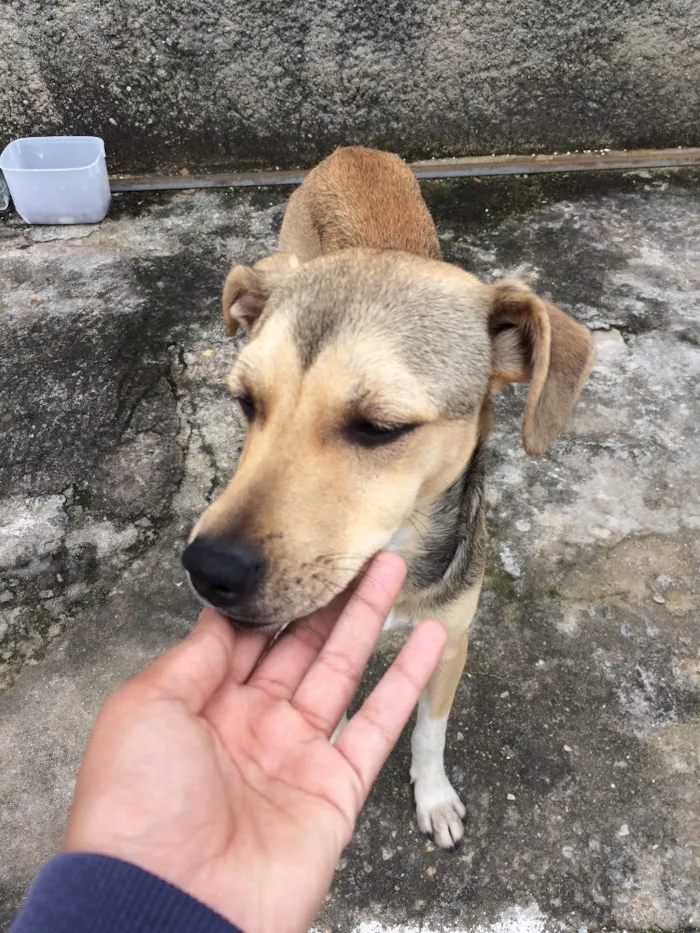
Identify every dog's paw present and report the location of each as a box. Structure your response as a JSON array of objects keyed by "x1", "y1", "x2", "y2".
[{"x1": 413, "y1": 772, "x2": 466, "y2": 849}]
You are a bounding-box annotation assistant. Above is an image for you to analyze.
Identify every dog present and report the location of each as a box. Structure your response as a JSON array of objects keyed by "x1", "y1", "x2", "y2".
[{"x1": 183, "y1": 146, "x2": 595, "y2": 848}]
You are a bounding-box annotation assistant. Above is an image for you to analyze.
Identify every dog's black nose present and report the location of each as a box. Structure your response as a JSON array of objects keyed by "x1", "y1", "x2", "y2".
[{"x1": 182, "y1": 537, "x2": 264, "y2": 606}]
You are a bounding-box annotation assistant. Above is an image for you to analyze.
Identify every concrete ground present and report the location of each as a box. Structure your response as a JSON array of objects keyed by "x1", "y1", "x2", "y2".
[{"x1": 1, "y1": 169, "x2": 699, "y2": 932}]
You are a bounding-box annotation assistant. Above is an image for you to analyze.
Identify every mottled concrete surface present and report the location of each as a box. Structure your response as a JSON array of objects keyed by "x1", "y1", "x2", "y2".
[
  {"x1": 1, "y1": 169, "x2": 699, "y2": 932},
  {"x1": 1, "y1": 1, "x2": 700, "y2": 173}
]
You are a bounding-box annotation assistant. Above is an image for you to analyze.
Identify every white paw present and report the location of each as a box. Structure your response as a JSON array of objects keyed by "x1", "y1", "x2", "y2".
[{"x1": 412, "y1": 771, "x2": 466, "y2": 848}]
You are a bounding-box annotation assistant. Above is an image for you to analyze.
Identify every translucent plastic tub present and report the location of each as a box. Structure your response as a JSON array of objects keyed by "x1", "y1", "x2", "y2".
[{"x1": 0, "y1": 136, "x2": 110, "y2": 224}]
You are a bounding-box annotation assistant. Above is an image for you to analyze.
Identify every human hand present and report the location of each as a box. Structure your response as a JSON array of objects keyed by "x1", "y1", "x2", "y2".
[{"x1": 63, "y1": 553, "x2": 446, "y2": 933}]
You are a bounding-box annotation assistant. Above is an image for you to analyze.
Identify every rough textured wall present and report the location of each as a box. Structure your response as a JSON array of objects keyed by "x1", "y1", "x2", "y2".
[{"x1": 1, "y1": 1, "x2": 699, "y2": 174}]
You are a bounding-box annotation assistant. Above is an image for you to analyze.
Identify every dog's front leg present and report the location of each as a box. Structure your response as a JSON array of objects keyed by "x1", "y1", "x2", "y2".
[{"x1": 410, "y1": 582, "x2": 481, "y2": 848}]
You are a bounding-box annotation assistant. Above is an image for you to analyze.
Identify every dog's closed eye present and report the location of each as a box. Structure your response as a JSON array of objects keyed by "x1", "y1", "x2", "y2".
[
  {"x1": 235, "y1": 394, "x2": 256, "y2": 423},
  {"x1": 345, "y1": 419, "x2": 418, "y2": 448}
]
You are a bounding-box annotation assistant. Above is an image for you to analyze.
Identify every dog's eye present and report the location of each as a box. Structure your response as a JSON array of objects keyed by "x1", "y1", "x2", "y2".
[
  {"x1": 236, "y1": 395, "x2": 255, "y2": 423},
  {"x1": 346, "y1": 419, "x2": 416, "y2": 447}
]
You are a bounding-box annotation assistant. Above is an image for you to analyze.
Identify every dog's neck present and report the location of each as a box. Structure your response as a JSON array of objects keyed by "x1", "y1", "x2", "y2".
[{"x1": 393, "y1": 439, "x2": 487, "y2": 608}]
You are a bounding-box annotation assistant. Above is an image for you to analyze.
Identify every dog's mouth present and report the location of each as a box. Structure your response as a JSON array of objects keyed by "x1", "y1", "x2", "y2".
[
  {"x1": 184, "y1": 571, "x2": 276, "y2": 630},
  {"x1": 184, "y1": 557, "x2": 374, "y2": 633},
  {"x1": 215, "y1": 609, "x2": 289, "y2": 635}
]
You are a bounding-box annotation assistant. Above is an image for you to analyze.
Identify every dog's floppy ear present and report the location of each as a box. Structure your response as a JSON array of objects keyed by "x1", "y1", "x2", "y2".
[
  {"x1": 489, "y1": 279, "x2": 595, "y2": 456},
  {"x1": 222, "y1": 252, "x2": 301, "y2": 336}
]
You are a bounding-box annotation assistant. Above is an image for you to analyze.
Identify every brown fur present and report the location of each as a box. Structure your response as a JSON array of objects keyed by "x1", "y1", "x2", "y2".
[
  {"x1": 490, "y1": 279, "x2": 596, "y2": 455},
  {"x1": 279, "y1": 146, "x2": 441, "y2": 262}
]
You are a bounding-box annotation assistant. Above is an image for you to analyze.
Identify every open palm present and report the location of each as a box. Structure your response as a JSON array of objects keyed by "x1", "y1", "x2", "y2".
[{"x1": 64, "y1": 554, "x2": 446, "y2": 933}]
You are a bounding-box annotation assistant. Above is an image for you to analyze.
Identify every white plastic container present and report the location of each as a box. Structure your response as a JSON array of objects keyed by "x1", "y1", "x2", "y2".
[{"x1": 0, "y1": 136, "x2": 110, "y2": 224}]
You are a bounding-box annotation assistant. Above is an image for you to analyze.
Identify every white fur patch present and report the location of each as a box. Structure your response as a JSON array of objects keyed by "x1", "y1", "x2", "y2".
[
  {"x1": 382, "y1": 608, "x2": 412, "y2": 633},
  {"x1": 411, "y1": 698, "x2": 465, "y2": 848},
  {"x1": 330, "y1": 711, "x2": 348, "y2": 744}
]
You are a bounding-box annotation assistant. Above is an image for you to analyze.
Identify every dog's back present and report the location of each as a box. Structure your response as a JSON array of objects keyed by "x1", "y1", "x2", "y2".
[{"x1": 279, "y1": 146, "x2": 440, "y2": 262}]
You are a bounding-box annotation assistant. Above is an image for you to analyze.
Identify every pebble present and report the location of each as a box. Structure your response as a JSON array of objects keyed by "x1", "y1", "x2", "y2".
[
  {"x1": 425, "y1": 866, "x2": 436, "y2": 877},
  {"x1": 0, "y1": 591, "x2": 12, "y2": 604},
  {"x1": 507, "y1": 793, "x2": 516, "y2": 801},
  {"x1": 618, "y1": 823, "x2": 630, "y2": 837}
]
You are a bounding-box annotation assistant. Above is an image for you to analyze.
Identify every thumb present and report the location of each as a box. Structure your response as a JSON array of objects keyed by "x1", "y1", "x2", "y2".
[{"x1": 130, "y1": 609, "x2": 237, "y2": 714}]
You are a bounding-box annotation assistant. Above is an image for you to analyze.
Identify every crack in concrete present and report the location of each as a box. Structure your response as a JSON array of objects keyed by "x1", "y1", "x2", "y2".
[{"x1": 166, "y1": 342, "x2": 220, "y2": 506}]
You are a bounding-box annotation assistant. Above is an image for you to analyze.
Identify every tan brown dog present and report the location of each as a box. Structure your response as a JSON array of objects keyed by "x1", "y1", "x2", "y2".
[{"x1": 183, "y1": 146, "x2": 595, "y2": 848}]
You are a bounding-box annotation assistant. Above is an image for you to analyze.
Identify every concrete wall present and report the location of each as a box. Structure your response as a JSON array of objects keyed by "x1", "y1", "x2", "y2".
[{"x1": 1, "y1": 0, "x2": 699, "y2": 175}]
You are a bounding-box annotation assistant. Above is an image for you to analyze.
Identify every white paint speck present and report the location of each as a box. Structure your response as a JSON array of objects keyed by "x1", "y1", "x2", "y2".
[{"x1": 499, "y1": 543, "x2": 522, "y2": 578}]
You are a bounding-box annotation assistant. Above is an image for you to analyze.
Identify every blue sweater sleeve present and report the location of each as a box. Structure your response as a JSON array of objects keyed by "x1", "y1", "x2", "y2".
[{"x1": 10, "y1": 853, "x2": 243, "y2": 933}]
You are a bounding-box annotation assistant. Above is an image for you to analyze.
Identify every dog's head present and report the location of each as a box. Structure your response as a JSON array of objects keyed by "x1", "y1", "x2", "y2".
[{"x1": 183, "y1": 249, "x2": 594, "y2": 628}]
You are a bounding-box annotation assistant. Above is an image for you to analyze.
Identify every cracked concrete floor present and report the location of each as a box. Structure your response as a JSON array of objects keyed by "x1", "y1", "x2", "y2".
[{"x1": 1, "y1": 169, "x2": 699, "y2": 932}]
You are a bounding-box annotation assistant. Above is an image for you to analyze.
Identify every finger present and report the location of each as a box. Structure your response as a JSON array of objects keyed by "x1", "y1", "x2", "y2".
[
  {"x1": 246, "y1": 585, "x2": 352, "y2": 698},
  {"x1": 130, "y1": 609, "x2": 237, "y2": 713},
  {"x1": 336, "y1": 619, "x2": 446, "y2": 802},
  {"x1": 291, "y1": 553, "x2": 406, "y2": 734},
  {"x1": 229, "y1": 625, "x2": 273, "y2": 683}
]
